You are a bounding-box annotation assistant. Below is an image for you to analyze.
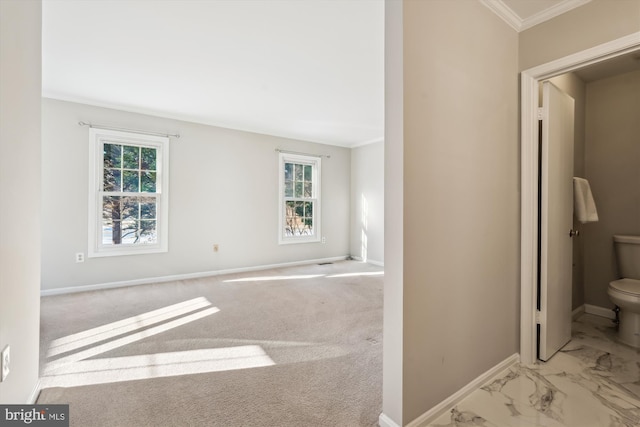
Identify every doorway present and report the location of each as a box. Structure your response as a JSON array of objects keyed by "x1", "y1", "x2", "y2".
[{"x1": 520, "y1": 33, "x2": 640, "y2": 364}]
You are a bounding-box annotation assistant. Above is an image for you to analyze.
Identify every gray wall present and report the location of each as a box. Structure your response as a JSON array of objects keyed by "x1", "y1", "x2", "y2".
[
  {"x1": 519, "y1": 0, "x2": 640, "y2": 72},
  {"x1": 584, "y1": 70, "x2": 640, "y2": 308},
  {"x1": 0, "y1": 0, "x2": 42, "y2": 403},
  {"x1": 41, "y1": 98, "x2": 351, "y2": 291},
  {"x1": 547, "y1": 73, "x2": 587, "y2": 310},
  {"x1": 397, "y1": 0, "x2": 520, "y2": 423},
  {"x1": 350, "y1": 141, "x2": 384, "y2": 265}
]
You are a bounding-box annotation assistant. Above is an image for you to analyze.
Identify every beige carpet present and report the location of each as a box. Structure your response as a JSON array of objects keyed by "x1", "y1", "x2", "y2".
[{"x1": 37, "y1": 261, "x2": 383, "y2": 426}]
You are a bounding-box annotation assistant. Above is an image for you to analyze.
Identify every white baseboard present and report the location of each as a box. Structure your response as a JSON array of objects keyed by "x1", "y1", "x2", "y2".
[
  {"x1": 585, "y1": 303, "x2": 616, "y2": 320},
  {"x1": 41, "y1": 256, "x2": 349, "y2": 296},
  {"x1": 379, "y1": 412, "x2": 401, "y2": 427},
  {"x1": 27, "y1": 379, "x2": 41, "y2": 404},
  {"x1": 406, "y1": 353, "x2": 520, "y2": 427},
  {"x1": 349, "y1": 256, "x2": 384, "y2": 267}
]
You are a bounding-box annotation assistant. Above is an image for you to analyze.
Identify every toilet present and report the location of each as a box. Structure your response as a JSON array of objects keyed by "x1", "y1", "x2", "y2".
[{"x1": 608, "y1": 235, "x2": 640, "y2": 348}]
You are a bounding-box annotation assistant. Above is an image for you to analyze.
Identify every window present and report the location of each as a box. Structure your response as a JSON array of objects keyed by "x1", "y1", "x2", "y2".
[
  {"x1": 278, "y1": 152, "x2": 321, "y2": 244},
  {"x1": 88, "y1": 128, "x2": 169, "y2": 257}
]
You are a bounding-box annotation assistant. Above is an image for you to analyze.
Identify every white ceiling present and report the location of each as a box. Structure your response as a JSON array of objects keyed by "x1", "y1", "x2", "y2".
[
  {"x1": 43, "y1": 1, "x2": 602, "y2": 148},
  {"x1": 42, "y1": 0, "x2": 384, "y2": 148}
]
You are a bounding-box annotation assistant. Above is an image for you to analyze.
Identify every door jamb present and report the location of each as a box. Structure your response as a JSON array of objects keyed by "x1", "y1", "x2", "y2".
[{"x1": 520, "y1": 32, "x2": 640, "y2": 365}]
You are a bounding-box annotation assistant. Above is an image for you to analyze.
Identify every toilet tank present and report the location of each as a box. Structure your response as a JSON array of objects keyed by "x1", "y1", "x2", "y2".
[{"x1": 614, "y1": 235, "x2": 640, "y2": 279}]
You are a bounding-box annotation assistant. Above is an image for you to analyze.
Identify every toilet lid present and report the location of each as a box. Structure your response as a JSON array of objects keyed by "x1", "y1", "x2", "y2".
[{"x1": 610, "y1": 279, "x2": 640, "y2": 296}]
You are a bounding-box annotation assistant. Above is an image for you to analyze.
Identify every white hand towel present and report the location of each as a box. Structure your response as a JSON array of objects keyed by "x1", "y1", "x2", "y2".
[{"x1": 573, "y1": 177, "x2": 598, "y2": 223}]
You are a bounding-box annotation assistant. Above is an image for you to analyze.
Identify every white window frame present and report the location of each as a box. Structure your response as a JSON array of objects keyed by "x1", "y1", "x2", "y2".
[
  {"x1": 88, "y1": 128, "x2": 169, "y2": 257},
  {"x1": 278, "y1": 152, "x2": 321, "y2": 244}
]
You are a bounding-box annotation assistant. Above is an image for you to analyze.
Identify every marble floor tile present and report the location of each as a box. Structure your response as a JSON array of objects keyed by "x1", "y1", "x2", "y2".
[{"x1": 428, "y1": 314, "x2": 640, "y2": 427}]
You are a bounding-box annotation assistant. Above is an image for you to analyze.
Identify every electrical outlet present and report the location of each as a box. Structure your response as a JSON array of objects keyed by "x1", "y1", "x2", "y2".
[
  {"x1": 213, "y1": 244, "x2": 219, "y2": 252},
  {"x1": 75, "y1": 253, "x2": 85, "y2": 263},
  {"x1": 1, "y1": 345, "x2": 10, "y2": 382},
  {"x1": 321, "y1": 237, "x2": 326, "y2": 244}
]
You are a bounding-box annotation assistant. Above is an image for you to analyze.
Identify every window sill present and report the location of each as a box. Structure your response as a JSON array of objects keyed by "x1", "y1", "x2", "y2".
[
  {"x1": 278, "y1": 236, "x2": 321, "y2": 245},
  {"x1": 88, "y1": 245, "x2": 167, "y2": 258}
]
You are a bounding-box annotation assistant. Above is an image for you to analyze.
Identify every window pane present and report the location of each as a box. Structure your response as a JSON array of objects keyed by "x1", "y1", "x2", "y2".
[
  {"x1": 285, "y1": 201, "x2": 296, "y2": 236},
  {"x1": 102, "y1": 220, "x2": 125, "y2": 245},
  {"x1": 304, "y1": 165, "x2": 312, "y2": 182},
  {"x1": 295, "y1": 182, "x2": 303, "y2": 198},
  {"x1": 122, "y1": 197, "x2": 139, "y2": 221},
  {"x1": 123, "y1": 170, "x2": 139, "y2": 192},
  {"x1": 121, "y1": 220, "x2": 138, "y2": 244},
  {"x1": 101, "y1": 218, "x2": 157, "y2": 245},
  {"x1": 285, "y1": 201, "x2": 295, "y2": 215},
  {"x1": 303, "y1": 218, "x2": 313, "y2": 233},
  {"x1": 284, "y1": 163, "x2": 293, "y2": 181},
  {"x1": 141, "y1": 147, "x2": 157, "y2": 170},
  {"x1": 123, "y1": 146, "x2": 140, "y2": 169},
  {"x1": 295, "y1": 164, "x2": 303, "y2": 181},
  {"x1": 304, "y1": 201, "x2": 314, "y2": 234},
  {"x1": 304, "y1": 182, "x2": 312, "y2": 197},
  {"x1": 141, "y1": 171, "x2": 156, "y2": 192},
  {"x1": 102, "y1": 197, "x2": 123, "y2": 245},
  {"x1": 104, "y1": 144, "x2": 121, "y2": 168},
  {"x1": 289, "y1": 201, "x2": 305, "y2": 235},
  {"x1": 140, "y1": 198, "x2": 156, "y2": 219},
  {"x1": 104, "y1": 169, "x2": 121, "y2": 192},
  {"x1": 285, "y1": 180, "x2": 293, "y2": 197},
  {"x1": 102, "y1": 196, "x2": 121, "y2": 221},
  {"x1": 140, "y1": 220, "x2": 157, "y2": 244},
  {"x1": 102, "y1": 221, "x2": 116, "y2": 245}
]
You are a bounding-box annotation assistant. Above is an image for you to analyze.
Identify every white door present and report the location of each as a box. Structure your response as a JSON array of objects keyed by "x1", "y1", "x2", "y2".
[{"x1": 539, "y1": 81, "x2": 575, "y2": 361}]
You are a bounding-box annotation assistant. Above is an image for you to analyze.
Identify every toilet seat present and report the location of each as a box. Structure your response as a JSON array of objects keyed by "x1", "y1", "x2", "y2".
[{"x1": 609, "y1": 278, "x2": 640, "y2": 296}]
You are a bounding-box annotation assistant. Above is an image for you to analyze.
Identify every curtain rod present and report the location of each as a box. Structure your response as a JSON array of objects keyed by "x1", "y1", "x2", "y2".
[
  {"x1": 78, "y1": 121, "x2": 180, "y2": 139},
  {"x1": 275, "y1": 148, "x2": 330, "y2": 159}
]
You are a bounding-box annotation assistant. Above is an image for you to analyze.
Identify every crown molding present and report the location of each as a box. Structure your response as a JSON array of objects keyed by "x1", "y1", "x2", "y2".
[
  {"x1": 520, "y1": 0, "x2": 592, "y2": 31},
  {"x1": 481, "y1": 0, "x2": 592, "y2": 32},
  {"x1": 480, "y1": 0, "x2": 521, "y2": 31}
]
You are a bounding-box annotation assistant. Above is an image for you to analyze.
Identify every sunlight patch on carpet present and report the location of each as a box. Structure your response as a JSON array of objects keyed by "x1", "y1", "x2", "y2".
[
  {"x1": 47, "y1": 297, "x2": 214, "y2": 357},
  {"x1": 223, "y1": 274, "x2": 324, "y2": 282},
  {"x1": 224, "y1": 270, "x2": 384, "y2": 282},
  {"x1": 41, "y1": 346, "x2": 275, "y2": 388},
  {"x1": 326, "y1": 271, "x2": 384, "y2": 278},
  {"x1": 45, "y1": 307, "x2": 220, "y2": 373}
]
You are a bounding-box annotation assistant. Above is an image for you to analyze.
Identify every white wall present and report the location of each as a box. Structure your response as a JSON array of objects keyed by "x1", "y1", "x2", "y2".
[
  {"x1": 351, "y1": 141, "x2": 384, "y2": 265},
  {"x1": 0, "y1": 0, "x2": 42, "y2": 403},
  {"x1": 41, "y1": 98, "x2": 351, "y2": 291}
]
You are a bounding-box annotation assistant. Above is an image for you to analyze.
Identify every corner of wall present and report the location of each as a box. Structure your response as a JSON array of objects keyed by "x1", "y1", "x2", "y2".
[{"x1": 0, "y1": 0, "x2": 43, "y2": 404}]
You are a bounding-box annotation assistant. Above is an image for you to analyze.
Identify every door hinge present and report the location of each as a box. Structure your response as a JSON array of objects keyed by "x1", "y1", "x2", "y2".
[
  {"x1": 537, "y1": 108, "x2": 544, "y2": 120},
  {"x1": 535, "y1": 310, "x2": 541, "y2": 324}
]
